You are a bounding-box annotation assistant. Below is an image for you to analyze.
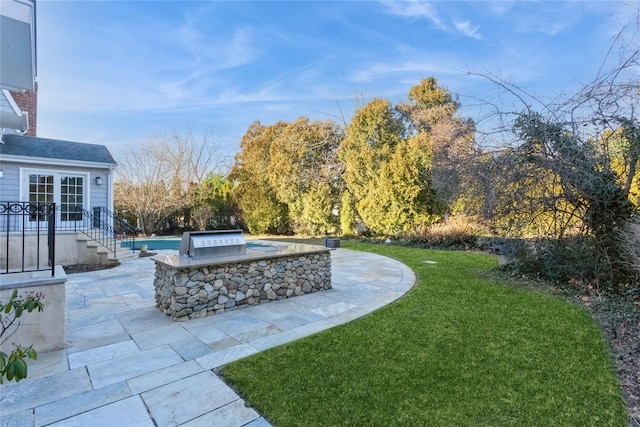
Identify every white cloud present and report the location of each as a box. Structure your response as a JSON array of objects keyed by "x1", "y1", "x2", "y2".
[
  {"x1": 380, "y1": 0, "x2": 447, "y2": 30},
  {"x1": 381, "y1": 1, "x2": 483, "y2": 40},
  {"x1": 454, "y1": 20, "x2": 482, "y2": 40},
  {"x1": 347, "y1": 59, "x2": 464, "y2": 84}
]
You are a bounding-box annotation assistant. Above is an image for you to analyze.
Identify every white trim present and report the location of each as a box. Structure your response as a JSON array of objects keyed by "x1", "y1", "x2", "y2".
[
  {"x1": 107, "y1": 169, "x2": 114, "y2": 216},
  {"x1": 19, "y1": 167, "x2": 90, "y2": 208},
  {"x1": 1, "y1": 89, "x2": 25, "y2": 116},
  {"x1": 3, "y1": 154, "x2": 116, "y2": 169},
  {"x1": 0, "y1": 0, "x2": 34, "y2": 23}
]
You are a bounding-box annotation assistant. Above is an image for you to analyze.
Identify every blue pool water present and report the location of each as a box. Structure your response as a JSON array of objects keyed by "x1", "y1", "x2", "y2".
[{"x1": 122, "y1": 238, "x2": 269, "y2": 251}]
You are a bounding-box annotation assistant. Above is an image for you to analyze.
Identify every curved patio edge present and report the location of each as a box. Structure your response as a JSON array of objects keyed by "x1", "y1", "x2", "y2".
[{"x1": 0, "y1": 247, "x2": 416, "y2": 427}]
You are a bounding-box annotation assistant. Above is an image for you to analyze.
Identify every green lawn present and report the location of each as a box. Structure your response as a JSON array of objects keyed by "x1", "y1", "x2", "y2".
[{"x1": 222, "y1": 243, "x2": 627, "y2": 426}]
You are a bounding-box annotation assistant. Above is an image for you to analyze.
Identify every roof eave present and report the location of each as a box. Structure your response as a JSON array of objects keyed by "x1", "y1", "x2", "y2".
[{"x1": 0, "y1": 153, "x2": 118, "y2": 169}]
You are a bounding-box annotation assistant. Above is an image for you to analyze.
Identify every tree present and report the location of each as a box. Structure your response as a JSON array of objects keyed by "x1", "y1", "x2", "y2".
[
  {"x1": 467, "y1": 26, "x2": 640, "y2": 283},
  {"x1": 340, "y1": 78, "x2": 466, "y2": 235},
  {"x1": 397, "y1": 77, "x2": 475, "y2": 216},
  {"x1": 339, "y1": 97, "x2": 406, "y2": 235},
  {"x1": 267, "y1": 117, "x2": 343, "y2": 235},
  {"x1": 190, "y1": 173, "x2": 238, "y2": 231},
  {"x1": 339, "y1": 189, "x2": 356, "y2": 236},
  {"x1": 115, "y1": 129, "x2": 223, "y2": 234},
  {"x1": 231, "y1": 121, "x2": 290, "y2": 234}
]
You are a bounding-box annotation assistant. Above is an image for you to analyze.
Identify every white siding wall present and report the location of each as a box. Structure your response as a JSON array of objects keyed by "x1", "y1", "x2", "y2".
[
  {"x1": 0, "y1": 160, "x2": 112, "y2": 210},
  {"x1": 0, "y1": 163, "x2": 21, "y2": 200}
]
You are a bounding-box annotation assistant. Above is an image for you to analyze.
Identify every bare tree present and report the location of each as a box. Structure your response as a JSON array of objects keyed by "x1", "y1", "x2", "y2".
[
  {"x1": 464, "y1": 20, "x2": 640, "y2": 282},
  {"x1": 114, "y1": 129, "x2": 225, "y2": 235}
]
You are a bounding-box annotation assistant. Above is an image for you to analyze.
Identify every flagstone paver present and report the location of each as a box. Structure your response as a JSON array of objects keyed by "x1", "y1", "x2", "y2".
[{"x1": 0, "y1": 247, "x2": 415, "y2": 427}]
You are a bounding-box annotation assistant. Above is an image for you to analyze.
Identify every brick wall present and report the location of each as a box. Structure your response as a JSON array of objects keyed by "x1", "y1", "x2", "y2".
[{"x1": 10, "y1": 81, "x2": 37, "y2": 136}]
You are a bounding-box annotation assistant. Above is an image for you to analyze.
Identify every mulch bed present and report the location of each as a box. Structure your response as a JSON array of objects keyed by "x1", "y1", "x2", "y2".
[
  {"x1": 62, "y1": 262, "x2": 121, "y2": 274},
  {"x1": 585, "y1": 296, "x2": 640, "y2": 426},
  {"x1": 62, "y1": 252, "x2": 157, "y2": 274}
]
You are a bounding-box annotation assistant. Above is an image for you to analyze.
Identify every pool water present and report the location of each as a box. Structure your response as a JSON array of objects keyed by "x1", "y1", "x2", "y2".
[
  {"x1": 121, "y1": 238, "x2": 269, "y2": 251},
  {"x1": 121, "y1": 238, "x2": 180, "y2": 250}
]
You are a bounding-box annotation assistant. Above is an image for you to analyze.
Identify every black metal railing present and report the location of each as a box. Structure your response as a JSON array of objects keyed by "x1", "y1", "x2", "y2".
[
  {"x1": 1, "y1": 202, "x2": 56, "y2": 276},
  {"x1": 55, "y1": 206, "x2": 136, "y2": 258},
  {"x1": 95, "y1": 207, "x2": 138, "y2": 240},
  {"x1": 1, "y1": 203, "x2": 136, "y2": 275}
]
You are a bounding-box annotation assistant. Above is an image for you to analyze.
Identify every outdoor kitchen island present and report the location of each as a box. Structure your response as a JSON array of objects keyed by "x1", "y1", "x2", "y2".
[{"x1": 152, "y1": 233, "x2": 333, "y2": 321}]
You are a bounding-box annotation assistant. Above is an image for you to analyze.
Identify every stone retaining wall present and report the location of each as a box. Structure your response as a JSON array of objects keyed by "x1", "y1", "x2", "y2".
[{"x1": 154, "y1": 253, "x2": 331, "y2": 321}]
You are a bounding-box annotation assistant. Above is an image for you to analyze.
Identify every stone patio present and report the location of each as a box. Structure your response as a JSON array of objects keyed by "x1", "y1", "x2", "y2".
[{"x1": 0, "y1": 248, "x2": 415, "y2": 427}]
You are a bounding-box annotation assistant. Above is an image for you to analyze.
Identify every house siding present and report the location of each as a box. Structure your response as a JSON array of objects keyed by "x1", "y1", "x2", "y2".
[
  {"x1": 0, "y1": 160, "x2": 112, "y2": 209},
  {"x1": 0, "y1": 164, "x2": 20, "y2": 200}
]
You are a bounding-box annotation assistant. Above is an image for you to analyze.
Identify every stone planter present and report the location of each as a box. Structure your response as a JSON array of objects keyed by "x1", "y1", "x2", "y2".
[{"x1": 0, "y1": 266, "x2": 67, "y2": 353}]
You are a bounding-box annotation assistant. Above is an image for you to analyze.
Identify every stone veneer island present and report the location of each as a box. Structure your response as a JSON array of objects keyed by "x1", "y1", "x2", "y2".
[{"x1": 152, "y1": 241, "x2": 333, "y2": 321}]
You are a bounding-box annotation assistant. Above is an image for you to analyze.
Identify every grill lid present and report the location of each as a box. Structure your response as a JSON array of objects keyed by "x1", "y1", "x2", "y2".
[{"x1": 179, "y1": 230, "x2": 246, "y2": 259}]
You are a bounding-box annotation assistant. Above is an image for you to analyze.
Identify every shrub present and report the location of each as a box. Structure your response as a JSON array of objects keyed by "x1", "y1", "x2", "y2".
[
  {"x1": 0, "y1": 290, "x2": 44, "y2": 383},
  {"x1": 404, "y1": 215, "x2": 488, "y2": 249},
  {"x1": 616, "y1": 217, "x2": 640, "y2": 281}
]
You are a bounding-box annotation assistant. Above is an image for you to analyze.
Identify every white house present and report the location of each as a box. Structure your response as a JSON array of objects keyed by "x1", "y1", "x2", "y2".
[{"x1": 1, "y1": 0, "x2": 132, "y2": 271}]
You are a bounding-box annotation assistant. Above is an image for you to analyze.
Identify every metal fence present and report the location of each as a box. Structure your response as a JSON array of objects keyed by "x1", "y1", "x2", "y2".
[
  {"x1": 0, "y1": 202, "x2": 137, "y2": 276},
  {"x1": 1, "y1": 201, "x2": 56, "y2": 276}
]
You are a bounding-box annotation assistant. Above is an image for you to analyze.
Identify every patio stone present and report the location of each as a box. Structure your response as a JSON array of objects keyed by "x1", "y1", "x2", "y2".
[
  {"x1": 179, "y1": 398, "x2": 260, "y2": 427},
  {"x1": 68, "y1": 339, "x2": 140, "y2": 369},
  {"x1": 87, "y1": 345, "x2": 183, "y2": 388},
  {"x1": 127, "y1": 360, "x2": 204, "y2": 394},
  {"x1": 64, "y1": 317, "x2": 125, "y2": 342},
  {"x1": 115, "y1": 306, "x2": 173, "y2": 334},
  {"x1": 130, "y1": 323, "x2": 196, "y2": 350},
  {"x1": 23, "y1": 348, "x2": 69, "y2": 380},
  {"x1": 0, "y1": 409, "x2": 33, "y2": 427},
  {"x1": 245, "y1": 418, "x2": 273, "y2": 427},
  {"x1": 196, "y1": 343, "x2": 258, "y2": 370},
  {"x1": 185, "y1": 323, "x2": 230, "y2": 344},
  {"x1": 45, "y1": 396, "x2": 154, "y2": 427},
  {"x1": 311, "y1": 301, "x2": 357, "y2": 317},
  {"x1": 170, "y1": 336, "x2": 214, "y2": 360},
  {"x1": 0, "y1": 368, "x2": 92, "y2": 416},
  {"x1": 234, "y1": 324, "x2": 283, "y2": 343},
  {"x1": 34, "y1": 381, "x2": 131, "y2": 426},
  {"x1": 141, "y1": 371, "x2": 238, "y2": 427},
  {"x1": 212, "y1": 314, "x2": 271, "y2": 337},
  {"x1": 250, "y1": 330, "x2": 301, "y2": 351}
]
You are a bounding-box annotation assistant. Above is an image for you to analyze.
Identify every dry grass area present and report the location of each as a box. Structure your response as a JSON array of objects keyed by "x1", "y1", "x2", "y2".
[{"x1": 249, "y1": 235, "x2": 328, "y2": 246}]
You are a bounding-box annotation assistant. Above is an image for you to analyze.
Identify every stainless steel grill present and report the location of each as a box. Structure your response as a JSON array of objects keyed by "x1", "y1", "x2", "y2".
[{"x1": 179, "y1": 230, "x2": 246, "y2": 259}]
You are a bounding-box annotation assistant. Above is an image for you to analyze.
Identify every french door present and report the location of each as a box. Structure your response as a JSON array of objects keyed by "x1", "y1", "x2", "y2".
[{"x1": 26, "y1": 172, "x2": 86, "y2": 227}]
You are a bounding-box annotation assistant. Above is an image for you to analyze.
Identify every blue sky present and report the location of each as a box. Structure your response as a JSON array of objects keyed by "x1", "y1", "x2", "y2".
[{"x1": 35, "y1": 1, "x2": 636, "y2": 165}]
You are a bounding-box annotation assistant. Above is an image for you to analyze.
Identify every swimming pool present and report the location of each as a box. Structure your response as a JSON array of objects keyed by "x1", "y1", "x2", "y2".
[
  {"x1": 121, "y1": 238, "x2": 270, "y2": 251},
  {"x1": 121, "y1": 238, "x2": 181, "y2": 250}
]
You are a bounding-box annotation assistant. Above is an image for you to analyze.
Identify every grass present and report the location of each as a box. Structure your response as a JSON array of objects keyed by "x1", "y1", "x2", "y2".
[{"x1": 222, "y1": 242, "x2": 628, "y2": 426}]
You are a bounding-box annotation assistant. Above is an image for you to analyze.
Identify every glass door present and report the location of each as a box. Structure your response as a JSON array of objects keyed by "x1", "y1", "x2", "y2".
[
  {"x1": 28, "y1": 174, "x2": 54, "y2": 224},
  {"x1": 26, "y1": 172, "x2": 87, "y2": 228},
  {"x1": 60, "y1": 176, "x2": 84, "y2": 225}
]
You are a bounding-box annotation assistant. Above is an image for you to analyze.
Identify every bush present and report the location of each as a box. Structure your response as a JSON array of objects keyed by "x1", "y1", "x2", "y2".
[
  {"x1": 0, "y1": 290, "x2": 44, "y2": 383},
  {"x1": 505, "y1": 236, "x2": 639, "y2": 296},
  {"x1": 617, "y1": 217, "x2": 640, "y2": 281},
  {"x1": 403, "y1": 215, "x2": 488, "y2": 250}
]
